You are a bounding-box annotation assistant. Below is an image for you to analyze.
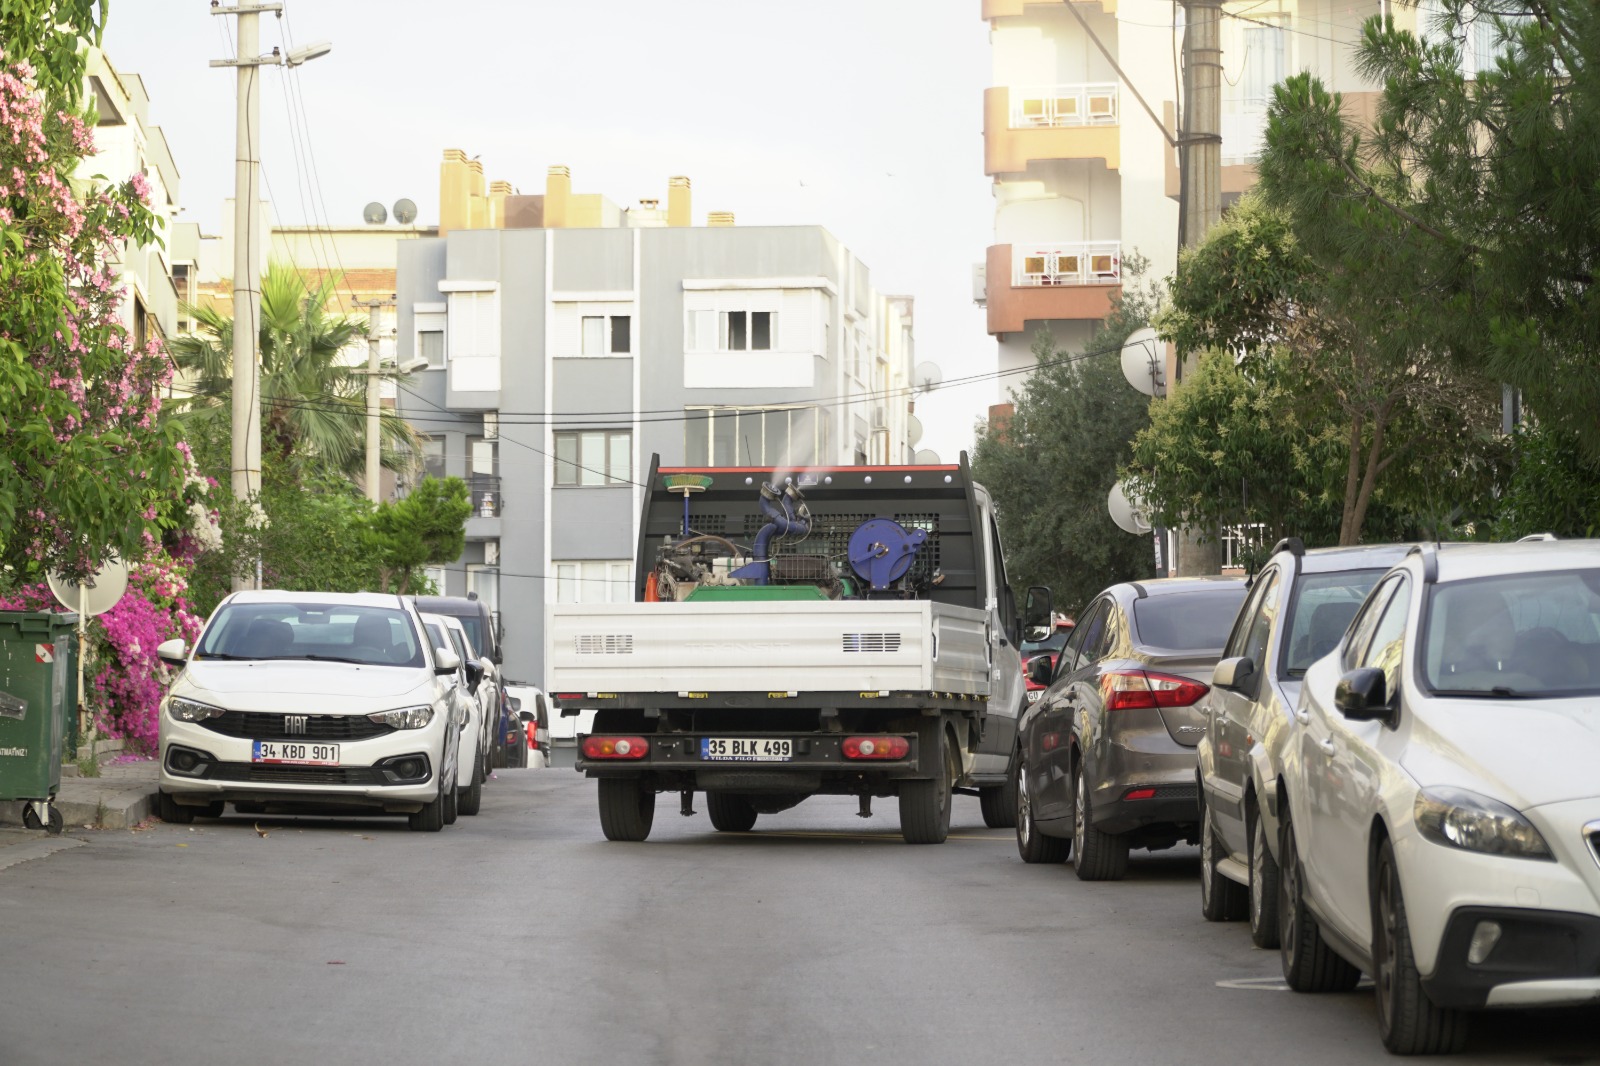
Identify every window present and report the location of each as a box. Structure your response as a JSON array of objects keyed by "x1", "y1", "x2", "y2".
[
  {"x1": 554, "y1": 560, "x2": 633, "y2": 604},
  {"x1": 1131, "y1": 588, "x2": 1249, "y2": 652},
  {"x1": 419, "y1": 437, "x2": 446, "y2": 481},
  {"x1": 466, "y1": 564, "x2": 500, "y2": 628},
  {"x1": 1060, "y1": 599, "x2": 1111, "y2": 676},
  {"x1": 446, "y1": 289, "x2": 500, "y2": 390},
  {"x1": 1362, "y1": 579, "x2": 1411, "y2": 697},
  {"x1": 581, "y1": 315, "x2": 631, "y2": 356},
  {"x1": 423, "y1": 566, "x2": 447, "y2": 596},
  {"x1": 1343, "y1": 576, "x2": 1403, "y2": 672},
  {"x1": 682, "y1": 407, "x2": 821, "y2": 466},
  {"x1": 418, "y1": 330, "x2": 445, "y2": 367},
  {"x1": 554, "y1": 430, "x2": 631, "y2": 486},
  {"x1": 1281, "y1": 569, "x2": 1387, "y2": 676},
  {"x1": 1424, "y1": 570, "x2": 1600, "y2": 695},
  {"x1": 686, "y1": 308, "x2": 776, "y2": 352}
]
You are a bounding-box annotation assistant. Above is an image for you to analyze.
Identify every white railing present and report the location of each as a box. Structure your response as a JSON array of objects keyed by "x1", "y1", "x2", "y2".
[
  {"x1": 1012, "y1": 242, "x2": 1121, "y2": 287},
  {"x1": 1009, "y1": 84, "x2": 1119, "y2": 128}
]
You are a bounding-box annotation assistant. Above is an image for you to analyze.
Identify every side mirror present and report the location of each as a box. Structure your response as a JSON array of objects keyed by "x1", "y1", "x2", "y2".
[
  {"x1": 1335, "y1": 667, "x2": 1395, "y2": 723},
  {"x1": 1212, "y1": 656, "x2": 1256, "y2": 694},
  {"x1": 1023, "y1": 585, "x2": 1053, "y2": 642},
  {"x1": 434, "y1": 647, "x2": 462, "y2": 675},
  {"x1": 1027, "y1": 655, "x2": 1054, "y2": 686},
  {"x1": 156, "y1": 638, "x2": 188, "y2": 669},
  {"x1": 463, "y1": 660, "x2": 485, "y2": 691}
]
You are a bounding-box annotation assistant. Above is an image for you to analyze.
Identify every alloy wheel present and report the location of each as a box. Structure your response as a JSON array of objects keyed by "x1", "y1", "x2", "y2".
[
  {"x1": 1376, "y1": 857, "x2": 1400, "y2": 1031},
  {"x1": 1017, "y1": 764, "x2": 1032, "y2": 847}
]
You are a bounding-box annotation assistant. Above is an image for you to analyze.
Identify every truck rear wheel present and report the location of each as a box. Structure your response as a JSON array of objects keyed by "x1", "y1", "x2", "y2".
[
  {"x1": 598, "y1": 777, "x2": 655, "y2": 841},
  {"x1": 899, "y1": 730, "x2": 955, "y2": 845},
  {"x1": 706, "y1": 792, "x2": 758, "y2": 832}
]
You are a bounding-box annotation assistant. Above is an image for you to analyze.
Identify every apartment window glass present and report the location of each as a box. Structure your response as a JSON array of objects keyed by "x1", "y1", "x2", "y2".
[
  {"x1": 722, "y1": 311, "x2": 747, "y2": 351},
  {"x1": 714, "y1": 310, "x2": 777, "y2": 352},
  {"x1": 582, "y1": 316, "x2": 605, "y2": 355},
  {"x1": 581, "y1": 314, "x2": 631, "y2": 356},
  {"x1": 423, "y1": 566, "x2": 447, "y2": 596},
  {"x1": 466, "y1": 563, "x2": 500, "y2": 620},
  {"x1": 688, "y1": 309, "x2": 715, "y2": 351},
  {"x1": 684, "y1": 406, "x2": 822, "y2": 466},
  {"x1": 418, "y1": 329, "x2": 445, "y2": 367},
  {"x1": 419, "y1": 437, "x2": 446, "y2": 481},
  {"x1": 684, "y1": 409, "x2": 710, "y2": 464},
  {"x1": 554, "y1": 561, "x2": 633, "y2": 604},
  {"x1": 554, "y1": 430, "x2": 631, "y2": 486},
  {"x1": 610, "y1": 315, "x2": 630, "y2": 353}
]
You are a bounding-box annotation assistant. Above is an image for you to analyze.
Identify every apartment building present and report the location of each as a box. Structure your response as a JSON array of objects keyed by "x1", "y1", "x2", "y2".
[
  {"x1": 82, "y1": 49, "x2": 184, "y2": 349},
  {"x1": 978, "y1": 0, "x2": 1421, "y2": 386},
  {"x1": 395, "y1": 156, "x2": 917, "y2": 684}
]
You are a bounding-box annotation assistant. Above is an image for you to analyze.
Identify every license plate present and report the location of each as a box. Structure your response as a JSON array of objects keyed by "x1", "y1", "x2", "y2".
[
  {"x1": 701, "y1": 737, "x2": 792, "y2": 762},
  {"x1": 1027, "y1": 690, "x2": 1043, "y2": 702},
  {"x1": 251, "y1": 741, "x2": 339, "y2": 766}
]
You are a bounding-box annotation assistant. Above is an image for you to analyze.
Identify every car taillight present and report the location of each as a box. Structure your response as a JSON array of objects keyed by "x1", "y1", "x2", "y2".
[
  {"x1": 582, "y1": 735, "x2": 649, "y2": 759},
  {"x1": 841, "y1": 735, "x2": 910, "y2": 760},
  {"x1": 525, "y1": 721, "x2": 539, "y2": 751},
  {"x1": 1100, "y1": 670, "x2": 1209, "y2": 711}
]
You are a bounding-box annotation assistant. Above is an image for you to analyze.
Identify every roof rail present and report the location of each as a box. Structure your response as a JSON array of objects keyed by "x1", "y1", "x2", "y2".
[
  {"x1": 1270, "y1": 536, "x2": 1305, "y2": 558},
  {"x1": 1407, "y1": 543, "x2": 1439, "y2": 584},
  {"x1": 1516, "y1": 533, "x2": 1558, "y2": 542},
  {"x1": 1130, "y1": 581, "x2": 1150, "y2": 600}
]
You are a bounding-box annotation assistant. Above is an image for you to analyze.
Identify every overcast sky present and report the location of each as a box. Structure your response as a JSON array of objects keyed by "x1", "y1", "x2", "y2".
[{"x1": 104, "y1": 0, "x2": 998, "y2": 460}]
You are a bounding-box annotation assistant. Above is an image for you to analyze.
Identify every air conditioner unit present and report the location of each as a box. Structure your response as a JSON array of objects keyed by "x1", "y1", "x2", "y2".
[{"x1": 482, "y1": 412, "x2": 499, "y2": 440}]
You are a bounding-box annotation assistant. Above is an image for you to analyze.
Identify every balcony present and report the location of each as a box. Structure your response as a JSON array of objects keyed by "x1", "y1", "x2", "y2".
[
  {"x1": 464, "y1": 474, "x2": 501, "y2": 540},
  {"x1": 985, "y1": 243, "x2": 1121, "y2": 336},
  {"x1": 985, "y1": 85, "x2": 1120, "y2": 175}
]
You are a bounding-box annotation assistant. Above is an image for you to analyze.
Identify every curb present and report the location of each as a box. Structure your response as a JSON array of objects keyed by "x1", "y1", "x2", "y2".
[{"x1": 0, "y1": 787, "x2": 156, "y2": 831}]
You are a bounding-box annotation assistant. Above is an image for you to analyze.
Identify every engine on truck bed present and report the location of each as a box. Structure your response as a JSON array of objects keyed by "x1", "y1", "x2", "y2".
[{"x1": 650, "y1": 477, "x2": 941, "y2": 603}]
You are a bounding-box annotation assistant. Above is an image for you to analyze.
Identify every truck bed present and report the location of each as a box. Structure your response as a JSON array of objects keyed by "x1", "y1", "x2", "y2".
[{"x1": 546, "y1": 600, "x2": 990, "y2": 699}]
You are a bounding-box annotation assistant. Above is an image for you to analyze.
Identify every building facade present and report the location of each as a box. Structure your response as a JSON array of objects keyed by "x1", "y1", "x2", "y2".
[
  {"x1": 977, "y1": 0, "x2": 1418, "y2": 391},
  {"x1": 395, "y1": 161, "x2": 916, "y2": 686}
]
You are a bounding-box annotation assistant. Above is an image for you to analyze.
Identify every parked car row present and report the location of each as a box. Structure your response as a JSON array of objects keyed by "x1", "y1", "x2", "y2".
[
  {"x1": 153, "y1": 590, "x2": 539, "y2": 833},
  {"x1": 1015, "y1": 537, "x2": 1600, "y2": 1055}
]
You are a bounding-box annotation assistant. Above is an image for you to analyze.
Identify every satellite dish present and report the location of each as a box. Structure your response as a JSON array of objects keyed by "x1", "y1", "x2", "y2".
[
  {"x1": 363, "y1": 201, "x2": 387, "y2": 225},
  {"x1": 47, "y1": 558, "x2": 129, "y2": 617},
  {"x1": 914, "y1": 448, "x2": 942, "y2": 465},
  {"x1": 392, "y1": 198, "x2": 418, "y2": 225},
  {"x1": 913, "y1": 361, "x2": 943, "y2": 393},
  {"x1": 1107, "y1": 481, "x2": 1153, "y2": 535},
  {"x1": 906, "y1": 414, "x2": 923, "y2": 446},
  {"x1": 1120, "y1": 327, "x2": 1165, "y2": 397}
]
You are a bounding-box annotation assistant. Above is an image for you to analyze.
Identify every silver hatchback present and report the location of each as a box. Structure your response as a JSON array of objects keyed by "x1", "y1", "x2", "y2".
[{"x1": 1015, "y1": 577, "x2": 1247, "y2": 880}]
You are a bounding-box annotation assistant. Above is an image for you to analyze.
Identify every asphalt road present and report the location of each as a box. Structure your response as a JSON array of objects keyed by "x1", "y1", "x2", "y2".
[{"x1": 0, "y1": 770, "x2": 1594, "y2": 1066}]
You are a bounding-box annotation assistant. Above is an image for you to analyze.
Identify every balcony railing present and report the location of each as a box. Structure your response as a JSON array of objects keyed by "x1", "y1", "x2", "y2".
[
  {"x1": 1013, "y1": 242, "x2": 1121, "y2": 287},
  {"x1": 467, "y1": 474, "x2": 502, "y2": 518},
  {"x1": 1009, "y1": 84, "x2": 1119, "y2": 129}
]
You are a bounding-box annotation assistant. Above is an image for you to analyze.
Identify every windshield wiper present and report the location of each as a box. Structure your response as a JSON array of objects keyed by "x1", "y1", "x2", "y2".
[
  {"x1": 1427, "y1": 686, "x2": 1538, "y2": 699},
  {"x1": 299, "y1": 654, "x2": 370, "y2": 665},
  {"x1": 195, "y1": 652, "x2": 257, "y2": 661}
]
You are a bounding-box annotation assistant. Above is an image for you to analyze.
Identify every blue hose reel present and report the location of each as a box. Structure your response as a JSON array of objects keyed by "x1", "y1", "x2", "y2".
[{"x1": 847, "y1": 518, "x2": 927, "y2": 592}]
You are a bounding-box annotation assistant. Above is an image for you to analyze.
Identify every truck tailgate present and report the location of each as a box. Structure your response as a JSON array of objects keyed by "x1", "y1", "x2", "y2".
[{"x1": 546, "y1": 601, "x2": 990, "y2": 696}]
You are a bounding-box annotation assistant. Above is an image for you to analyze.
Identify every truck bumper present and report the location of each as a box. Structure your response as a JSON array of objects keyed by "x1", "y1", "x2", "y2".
[{"x1": 578, "y1": 732, "x2": 928, "y2": 793}]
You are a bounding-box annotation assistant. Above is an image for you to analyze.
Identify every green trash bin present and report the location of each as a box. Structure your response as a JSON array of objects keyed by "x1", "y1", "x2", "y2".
[{"x1": 0, "y1": 611, "x2": 78, "y2": 834}]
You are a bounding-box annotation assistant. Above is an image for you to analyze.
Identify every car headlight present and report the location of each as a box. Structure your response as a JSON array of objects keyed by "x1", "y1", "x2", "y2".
[
  {"x1": 1414, "y1": 786, "x2": 1553, "y2": 860},
  {"x1": 168, "y1": 697, "x2": 225, "y2": 723},
  {"x1": 368, "y1": 706, "x2": 435, "y2": 730}
]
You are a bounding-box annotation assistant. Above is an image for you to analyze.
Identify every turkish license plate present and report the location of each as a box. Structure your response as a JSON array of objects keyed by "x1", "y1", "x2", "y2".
[
  {"x1": 251, "y1": 741, "x2": 339, "y2": 766},
  {"x1": 701, "y1": 737, "x2": 792, "y2": 762}
]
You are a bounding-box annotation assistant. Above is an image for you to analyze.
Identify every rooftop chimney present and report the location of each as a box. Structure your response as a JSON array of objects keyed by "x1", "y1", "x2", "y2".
[
  {"x1": 546, "y1": 165, "x2": 571, "y2": 229},
  {"x1": 667, "y1": 175, "x2": 691, "y2": 227}
]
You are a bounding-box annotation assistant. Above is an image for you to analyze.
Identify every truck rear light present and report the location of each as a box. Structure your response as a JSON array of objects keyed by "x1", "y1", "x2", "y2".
[
  {"x1": 582, "y1": 736, "x2": 649, "y2": 760},
  {"x1": 841, "y1": 735, "x2": 910, "y2": 760},
  {"x1": 1100, "y1": 670, "x2": 1209, "y2": 711},
  {"x1": 554, "y1": 693, "x2": 584, "y2": 702}
]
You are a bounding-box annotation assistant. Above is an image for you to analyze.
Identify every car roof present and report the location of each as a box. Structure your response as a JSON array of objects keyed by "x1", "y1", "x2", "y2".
[
  {"x1": 1426, "y1": 539, "x2": 1600, "y2": 582},
  {"x1": 411, "y1": 595, "x2": 487, "y2": 617},
  {"x1": 1284, "y1": 543, "x2": 1415, "y2": 576},
  {"x1": 1114, "y1": 576, "x2": 1245, "y2": 599},
  {"x1": 228, "y1": 590, "x2": 407, "y2": 609}
]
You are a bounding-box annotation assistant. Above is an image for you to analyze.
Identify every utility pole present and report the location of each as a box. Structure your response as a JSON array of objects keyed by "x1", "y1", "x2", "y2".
[
  {"x1": 212, "y1": 6, "x2": 331, "y2": 589},
  {"x1": 358, "y1": 298, "x2": 395, "y2": 503},
  {"x1": 1174, "y1": 0, "x2": 1225, "y2": 576}
]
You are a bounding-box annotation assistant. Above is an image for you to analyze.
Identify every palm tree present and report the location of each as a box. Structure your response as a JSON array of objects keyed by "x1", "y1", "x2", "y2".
[{"x1": 168, "y1": 266, "x2": 420, "y2": 481}]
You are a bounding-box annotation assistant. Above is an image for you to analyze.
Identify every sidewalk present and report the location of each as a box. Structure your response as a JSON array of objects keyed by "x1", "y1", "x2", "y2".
[{"x1": 0, "y1": 758, "x2": 158, "y2": 831}]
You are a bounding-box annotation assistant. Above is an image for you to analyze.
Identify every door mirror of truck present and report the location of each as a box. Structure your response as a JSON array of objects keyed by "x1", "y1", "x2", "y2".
[
  {"x1": 1023, "y1": 586, "x2": 1053, "y2": 641},
  {"x1": 1212, "y1": 655, "x2": 1255, "y2": 694},
  {"x1": 1026, "y1": 655, "x2": 1054, "y2": 687},
  {"x1": 156, "y1": 638, "x2": 188, "y2": 669},
  {"x1": 434, "y1": 648, "x2": 461, "y2": 675}
]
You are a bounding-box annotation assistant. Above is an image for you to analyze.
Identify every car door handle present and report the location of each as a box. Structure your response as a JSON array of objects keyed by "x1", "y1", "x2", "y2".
[{"x1": 1318, "y1": 738, "x2": 1335, "y2": 757}]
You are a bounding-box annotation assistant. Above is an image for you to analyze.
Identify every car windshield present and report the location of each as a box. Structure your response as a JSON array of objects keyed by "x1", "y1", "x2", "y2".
[
  {"x1": 457, "y1": 616, "x2": 486, "y2": 658},
  {"x1": 1423, "y1": 569, "x2": 1600, "y2": 697},
  {"x1": 1281, "y1": 569, "x2": 1387, "y2": 677},
  {"x1": 1021, "y1": 628, "x2": 1071, "y2": 656},
  {"x1": 196, "y1": 602, "x2": 425, "y2": 668},
  {"x1": 1132, "y1": 588, "x2": 1246, "y2": 651}
]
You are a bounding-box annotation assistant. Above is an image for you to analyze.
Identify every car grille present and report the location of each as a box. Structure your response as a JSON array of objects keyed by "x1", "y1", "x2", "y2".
[
  {"x1": 209, "y1": 764, "x2": 385, "y2": 787},
  {"x1": 200, "y1": 711, "x2": 394, "y2": 742}
]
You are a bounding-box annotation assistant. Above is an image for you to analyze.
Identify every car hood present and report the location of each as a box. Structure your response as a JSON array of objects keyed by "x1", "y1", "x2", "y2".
[
  {"x1": 1401, "y1": 698, "x2": 1600, "y2": 810},
  {"x1": 179, "y1": 661, "x2": 432, "y2": 703}
]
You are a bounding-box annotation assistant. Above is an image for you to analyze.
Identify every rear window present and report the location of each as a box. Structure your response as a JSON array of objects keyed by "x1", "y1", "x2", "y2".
[{"x1": 1131, "y1": 588, "x2": 1247, "y2": 651}]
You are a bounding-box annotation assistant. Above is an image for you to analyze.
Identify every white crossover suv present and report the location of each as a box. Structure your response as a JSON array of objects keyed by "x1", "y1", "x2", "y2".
[
  {"x1": 1276, "y1": 541, "x2": 1600, "y2": 1053},
  {"x1": 156, "y1": 590, "x2": 464, "y2": 832}
]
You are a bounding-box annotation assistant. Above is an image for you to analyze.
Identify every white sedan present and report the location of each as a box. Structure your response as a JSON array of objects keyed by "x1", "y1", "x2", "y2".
[{"x1": 1277, "y1": 540, "x2": 1600, "y2": 1054}]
